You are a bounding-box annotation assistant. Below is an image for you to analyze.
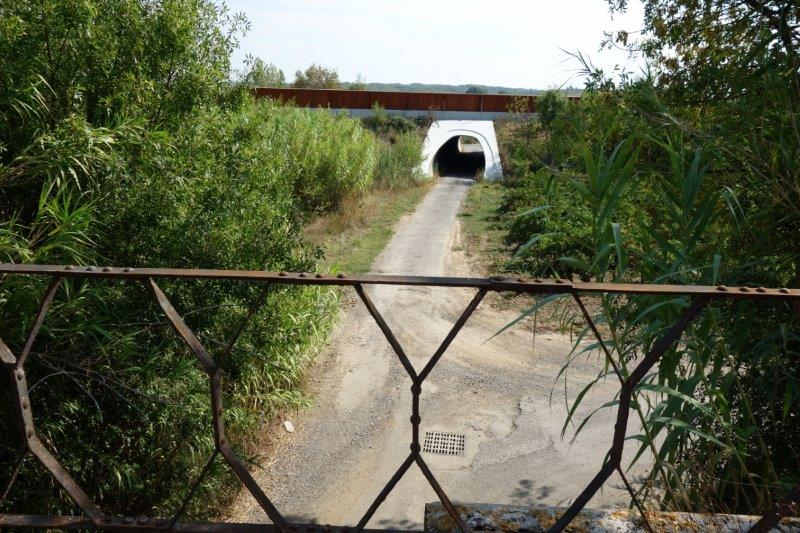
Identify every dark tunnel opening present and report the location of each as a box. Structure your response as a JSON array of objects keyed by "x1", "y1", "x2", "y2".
[{"x1": 433, "y1": 136, "x2": 485, "y2": 178}]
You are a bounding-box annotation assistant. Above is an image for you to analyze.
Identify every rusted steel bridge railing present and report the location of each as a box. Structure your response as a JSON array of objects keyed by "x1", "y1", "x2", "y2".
[{"x1": 0, "y1": 263, "x2": 798, "y2": 532}]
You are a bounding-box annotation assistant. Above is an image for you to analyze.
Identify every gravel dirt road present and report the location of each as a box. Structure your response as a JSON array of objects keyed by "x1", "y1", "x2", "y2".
[{"x1": 230, "y1": 177, "x2": 645, "y2": 528}]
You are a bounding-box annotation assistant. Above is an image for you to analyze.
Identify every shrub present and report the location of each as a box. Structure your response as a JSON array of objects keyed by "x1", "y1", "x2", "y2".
[
  {"x1": 265, "y1": 104, "x2": 378, "y2": 213},
  {"x1": 537, "y1": 90, "x2": 566, "y2": 131},
  {"x1": 374, "y1": 131, "x2": 426, "y2": 190},
  {"x1": 0, "y1": 97, "x2": 380, "y2": 518},
  {"x1": 503, "y1": 168, "x2": 594, "y2": 277},
  {"x1": 0, "y1": 0, "x2": 425, "y2": 519},
  {"x1": 361, "y1": 103, "x2": 417, "y2": 137},
  {"x1": 497, "y1": 77, "x2": 800, "y2": 515}
]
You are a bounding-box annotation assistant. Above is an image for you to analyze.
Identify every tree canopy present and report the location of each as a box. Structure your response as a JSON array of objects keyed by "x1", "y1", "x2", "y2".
[
  {"x1": 240, "y1": 54, "x2": 285, "y2": 87},
  {"x1": 293, "y1": 63, "x2": 340, "y2": 89},
  {"x1": 0, "y1": 0, "x2": 247, "y2": 133},
  {"x1": 607, "y1": 0, "x2": 799, "y2": 102}
]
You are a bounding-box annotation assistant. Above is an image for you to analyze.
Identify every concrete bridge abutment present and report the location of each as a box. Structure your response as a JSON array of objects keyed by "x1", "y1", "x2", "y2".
[{"x1": 421, "y1": 120, "x2": 503, "y2": 181}]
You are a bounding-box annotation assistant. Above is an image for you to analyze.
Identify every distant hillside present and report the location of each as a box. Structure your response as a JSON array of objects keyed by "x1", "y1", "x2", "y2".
[{"x1": 356, "y1": 82, "x2": 582, "y2": 96}]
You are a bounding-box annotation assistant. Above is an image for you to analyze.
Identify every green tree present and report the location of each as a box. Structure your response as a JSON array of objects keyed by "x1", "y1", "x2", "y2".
[
  {"x1": 466, "y1": 85, "x2": 487, "y2": 94},
  {"x1": 498, "y1": 0, "x2": 800, "y2": 515},
  {"x1": 240, "y1": 54, "x2": 285, "y2": 87},
  {"x1": 537, "y1": 90, "x2": 566, "y2": 131},
  {"x1": 347, "y1": 73, "x2": 367, "y2": 90},
  {"x1": 607, "y1": 0, "x2": 799, "y2": 103},
  {"x1": 0, "y1": 0, "x2": 247, "y2": 132},
  {"x1": 293, "y1": 64, "x2": 340, "y2": 89}
]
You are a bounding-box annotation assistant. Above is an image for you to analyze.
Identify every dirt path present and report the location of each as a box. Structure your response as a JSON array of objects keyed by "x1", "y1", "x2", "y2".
[{"x1": 230, "y1": 177, "x2": 644, "y2": 528}]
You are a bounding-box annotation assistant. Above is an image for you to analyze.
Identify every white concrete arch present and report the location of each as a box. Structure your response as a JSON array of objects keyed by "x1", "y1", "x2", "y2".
[{"x1": 421, "y1": 120, "x2": 503, "y2": 181}]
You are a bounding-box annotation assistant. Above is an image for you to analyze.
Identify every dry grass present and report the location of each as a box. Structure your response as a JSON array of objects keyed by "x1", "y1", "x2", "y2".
[
  {"x1": 457, "y1": 181, "x2": 511, "y2": 276},
  {"x1": 304, "y1": 182, "x2": 433, "y2": 274}
]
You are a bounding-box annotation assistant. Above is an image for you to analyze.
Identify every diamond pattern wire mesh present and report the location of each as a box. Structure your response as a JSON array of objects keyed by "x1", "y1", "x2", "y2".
[
  {"x1": 0, "y1": 263, "x2": 798, "y2": 533},
  {"x1": 422, "y1": 432, "x2": 465, "y2": 456}
]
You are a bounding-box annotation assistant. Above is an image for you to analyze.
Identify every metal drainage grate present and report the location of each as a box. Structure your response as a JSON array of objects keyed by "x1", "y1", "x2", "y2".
[{"x1": 422, "y1": 431, "x2": 465, "y2": 456}]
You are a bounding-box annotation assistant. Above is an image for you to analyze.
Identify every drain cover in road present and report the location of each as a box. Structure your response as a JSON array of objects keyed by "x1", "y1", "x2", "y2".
[{"x1": 422, "y1": 431, "x2": 465, "y2": 456}]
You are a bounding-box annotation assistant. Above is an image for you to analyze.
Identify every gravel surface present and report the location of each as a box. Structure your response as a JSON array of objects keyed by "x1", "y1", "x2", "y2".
[{"x1": 228, "y1": 177, "x2": 646, "y2": 528}]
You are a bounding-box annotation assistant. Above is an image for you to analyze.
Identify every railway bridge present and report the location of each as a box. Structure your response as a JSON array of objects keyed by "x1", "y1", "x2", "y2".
[{"x1": 255, "y1": 88, "x2": 567, "y2": 181}]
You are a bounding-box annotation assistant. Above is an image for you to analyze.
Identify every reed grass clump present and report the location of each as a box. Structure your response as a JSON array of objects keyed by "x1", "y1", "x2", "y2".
[
  {"x1": 497, "y1": 81, "x2": 799, "y2": 515},
  {"x1": 0, "y1": 0, "x2": 424, "y2": 517}
]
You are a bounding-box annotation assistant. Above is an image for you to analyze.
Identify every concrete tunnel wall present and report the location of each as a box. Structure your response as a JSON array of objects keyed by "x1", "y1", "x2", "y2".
[{"x1": 421, "y1": 120, "x2": 503, "y2": 181}]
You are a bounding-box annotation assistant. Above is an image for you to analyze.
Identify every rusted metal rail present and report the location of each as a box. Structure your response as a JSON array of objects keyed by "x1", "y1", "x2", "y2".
[
  {"x1": 253, "y1": 87, "x2": 560, "y2": 114},
  {"x1": 1, "y1": 263, "x2": 798, "y2": 533}
]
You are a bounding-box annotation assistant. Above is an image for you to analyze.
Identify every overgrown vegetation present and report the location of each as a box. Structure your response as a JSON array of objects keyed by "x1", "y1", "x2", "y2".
[
  {"x1": 292, "y1": 63, "x2": 341, "y2": 89},
  {"x1": 304, "y1": 185, "x2": 432, "y2": 275},
  {"x1": 494, "y1": 0, "x2": 799, "y2": 516},
  {"x1": 457, "y1": 182, "x2": 508, "y2": 273},
  {"x1": 362, "y1": 105, "x2": 426, "y2": 190},
  {"x1": 0, "y1": 0, "x2": 426, "y2": 519}
]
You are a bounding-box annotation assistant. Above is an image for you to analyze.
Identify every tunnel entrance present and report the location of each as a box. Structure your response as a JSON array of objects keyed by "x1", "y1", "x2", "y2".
[{"x1": 433, "y1": 136, "x2": 485, "y2": 178}]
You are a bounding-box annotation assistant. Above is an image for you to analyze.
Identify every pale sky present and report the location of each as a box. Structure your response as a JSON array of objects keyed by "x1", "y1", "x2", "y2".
[{"x1": 227, "y1": 0, "x2": 645, "y2": 90}]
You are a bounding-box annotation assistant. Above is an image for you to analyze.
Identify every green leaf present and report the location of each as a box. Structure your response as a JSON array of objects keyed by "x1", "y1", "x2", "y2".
[
  {"x1": 651, "y1": 416, "x2": 729, "y2": 449},
  {"x1": 570, "y1": 398, "x2": 620, "y2": 444},
  {"x1": 783, "y1": 383, "x2": 794, "y2": 422},
  {"x1": 611, "y1": 222, "x2": 625, "y2": 277},
  {"x1": 637, "y1": 382, "x2": 714, "y2": 418},
  {"x1": 515, "y1": 232, "x2": 558, "y2": 257},
  {"x1": 632, "y1": 298, "x2": 686, "y2": 325},
  {"x1": 559, "y1": 256, "x2": 591, "y2": 272},
  {"x1": 561, "y1": 373, "x2": 606, "y2": 439},
  {"x1": 712, "y1": 254, "x2": 722, "y2": 285},
  {"x1": 488, "y1": 293, "x2": 567, "y2": 342},
  {"x1": 515, "y1": 205, "x2": 551, "y2": 218}
]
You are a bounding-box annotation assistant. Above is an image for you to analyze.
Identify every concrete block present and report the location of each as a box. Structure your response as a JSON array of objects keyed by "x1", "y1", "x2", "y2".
[
  {"x1": 424, "y1": 502, "x2": 800, "y2": 532},
  {"x1": 421, "y1": 120, "x2": 504, "y2": 181}
]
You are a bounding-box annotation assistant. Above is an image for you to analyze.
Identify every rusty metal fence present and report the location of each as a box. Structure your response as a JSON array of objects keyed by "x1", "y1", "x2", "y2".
[
  {"x1": 252, "y1": 87, "x2": 576, "y2": 113},
  {"x1": 0, "y1": 263, "x2": 798, "y2": 532}
]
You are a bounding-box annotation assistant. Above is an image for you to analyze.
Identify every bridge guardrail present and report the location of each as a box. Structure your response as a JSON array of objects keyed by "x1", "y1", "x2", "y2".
[
  {"x1": 253, "y1": 87, "x2": 579, "y2": 113},
  {"x1": 0, "y1": 263, "x2": 798, "y2": 532}
]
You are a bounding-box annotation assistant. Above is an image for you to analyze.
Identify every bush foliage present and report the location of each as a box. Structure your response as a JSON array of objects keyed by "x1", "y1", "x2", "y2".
[
  {"x1": 362, "y1": 104, "x2": 425, "y2": 190},
  {"x1": 0, "y1": 0, "x2": 425, "y2": 519},
  {"x1": 496, "y1": 0, "x2": 799, "y2": 514}
]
